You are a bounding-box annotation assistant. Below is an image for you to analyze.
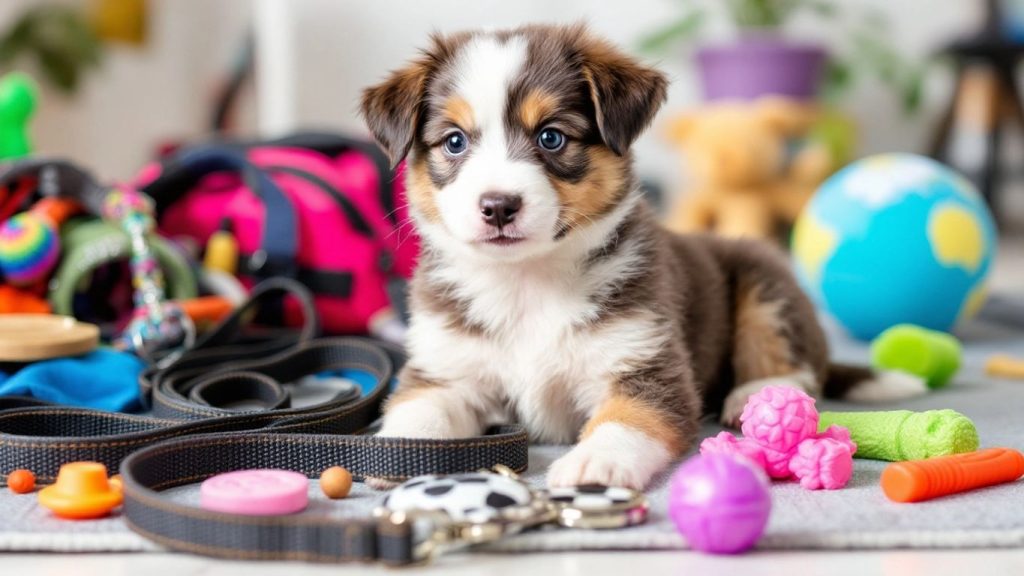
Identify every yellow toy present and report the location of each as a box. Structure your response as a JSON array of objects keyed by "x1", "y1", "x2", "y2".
[
  {"x1": 986, "y1": 355, "x2": 1024, "y2": 379},
  {"x1": 664, "y1": 97, "x2": 852, "y2": 240}
]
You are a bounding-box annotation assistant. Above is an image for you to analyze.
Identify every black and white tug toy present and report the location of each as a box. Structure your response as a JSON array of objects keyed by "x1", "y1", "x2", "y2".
[{"x1": 377, "y1": 465, "x2": 648, "y2": 558}]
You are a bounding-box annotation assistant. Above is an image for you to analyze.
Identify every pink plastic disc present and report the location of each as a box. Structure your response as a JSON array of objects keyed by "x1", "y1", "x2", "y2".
[{"x1": 199, "y1": 469, "x2": 309, "y2": 516}]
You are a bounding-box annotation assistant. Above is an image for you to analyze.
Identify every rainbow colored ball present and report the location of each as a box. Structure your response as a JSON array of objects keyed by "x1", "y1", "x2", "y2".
[
  {"x1": 0, "y1": 212, "x2": 60, "y2": 286},
  {"x1": 668, "y1": 453, "x2": 772, "y2": 554}
]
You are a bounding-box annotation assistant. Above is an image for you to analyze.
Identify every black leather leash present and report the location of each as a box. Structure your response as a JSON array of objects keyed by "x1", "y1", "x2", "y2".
[{"x1": 0, "y1": 278, "x2": 529, "y2": 565}]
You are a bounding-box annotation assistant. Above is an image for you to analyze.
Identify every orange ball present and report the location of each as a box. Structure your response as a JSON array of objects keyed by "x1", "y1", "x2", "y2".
[
  {"x1": 7, "y1": 469, "x2": 35, "y2": 494},
  {"x1": 108, "y1": 474, "x2": 123, "y2": 492},
  {"x1": 320, "y1": 466, "x2": 353, "y2": 499}
]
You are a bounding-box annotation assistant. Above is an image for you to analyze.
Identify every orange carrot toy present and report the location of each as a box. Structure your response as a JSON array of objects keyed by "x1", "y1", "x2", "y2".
[{"x1": 881, "y1": 447, "x2": 1024, "y2": 503}]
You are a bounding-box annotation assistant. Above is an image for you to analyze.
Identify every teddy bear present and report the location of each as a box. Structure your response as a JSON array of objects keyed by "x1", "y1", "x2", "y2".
[{"x1": 663, "y1": 96, "x2": 852, "y2": 240}]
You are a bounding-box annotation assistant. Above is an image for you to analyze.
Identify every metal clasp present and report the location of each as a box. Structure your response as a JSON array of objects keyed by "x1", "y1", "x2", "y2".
[{"x1": 375, "y1": 506, "x2": 508, "y2": 565}]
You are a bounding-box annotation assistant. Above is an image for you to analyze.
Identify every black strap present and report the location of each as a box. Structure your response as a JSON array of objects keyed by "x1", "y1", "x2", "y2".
[
  {"x1": 0, "y1": 278, "x2": 529, "y2": 565},
  {"x1": 265, "y1": 131, "x2": 399, "y2": 226},
  {"x1": 236, "y1": 254, "x2": 353, "y2": 298},
  {"x1": 0, "y1": 156, "x2": 108, "y2": 213},
  {"x1": 141, "y1": 147, "x2": 300, "y2": 279},
  {"x1": 265, "y1": 165, "x2": 375, "y2": 238}
]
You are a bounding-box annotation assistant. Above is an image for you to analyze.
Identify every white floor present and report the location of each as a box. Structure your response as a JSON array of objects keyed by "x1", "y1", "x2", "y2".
[{"x1": 2, "y1": 550, "x2": 1024, "y2": 575}]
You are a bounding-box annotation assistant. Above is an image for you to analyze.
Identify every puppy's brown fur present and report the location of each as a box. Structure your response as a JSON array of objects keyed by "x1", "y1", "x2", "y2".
[{"x1": 361, "y1": 24, "x2": 916, "y2": 489}]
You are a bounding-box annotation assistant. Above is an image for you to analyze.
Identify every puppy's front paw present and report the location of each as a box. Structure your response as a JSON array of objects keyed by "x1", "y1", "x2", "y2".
[
  {"x1": 370, "y1": 394, "x2": 486, "y2": 490},
  {"x1": 546, "y1": 424, "x2": 673, "y2": 490},
  {"x1": 720, "y1": 388, "x2": 751, "y2": 428},
  {"x1": 376, "y1": 397, "x2": 470, "y2": 440}
]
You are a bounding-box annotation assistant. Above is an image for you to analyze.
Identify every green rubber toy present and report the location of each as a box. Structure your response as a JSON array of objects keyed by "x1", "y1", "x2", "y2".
[
  {"x1": 818, "y1": 409, "x2": 979, "y2": 461},
  {"x1": 0, "y1": 72, "x2": 37, "y2": 159},
  {"x1": 871, "y1": 324, "x2": 962, "y2": 389}
]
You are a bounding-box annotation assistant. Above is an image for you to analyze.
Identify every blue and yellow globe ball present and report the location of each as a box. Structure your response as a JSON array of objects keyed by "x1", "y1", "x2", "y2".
[{"x1": 792, "y1": 154, "x2": 996, "y2": 341}]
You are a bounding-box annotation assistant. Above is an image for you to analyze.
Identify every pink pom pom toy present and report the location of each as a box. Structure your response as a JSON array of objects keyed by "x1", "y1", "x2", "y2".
[
  {"x1": 740, "y1": 386, "x2": 819, "y2": 453},
  {"x1": 789, "y1": 437, "x2": 855, "y2": 490},
  {"x1": 701, "y1": 386, "x2": 857, "y2": 490},
  {"x1": 699, "y1": 431, "x2": 768, "y2": 470}
]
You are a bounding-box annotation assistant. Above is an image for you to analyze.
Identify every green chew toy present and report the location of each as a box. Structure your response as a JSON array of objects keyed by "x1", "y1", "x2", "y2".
[
  {"x1": 0, "y1": 72, "x2": 37, "y2": 160},
  {"x1": 818, "y1": 409, "x2": 979, "y2": 461},
  {"x1": 871, "y1": 324, "x2": 961, "y2": 389}
]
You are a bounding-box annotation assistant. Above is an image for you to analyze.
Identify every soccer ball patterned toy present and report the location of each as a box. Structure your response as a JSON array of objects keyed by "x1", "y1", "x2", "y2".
[
  {"x1": 700, "y1": 386, "x2": 857, "y2": 490},
  {"x1": 382, "y1": 469, "x2": 649, "y2": 535},
  {"x1": 382, "y1": 471, "x2": 535, "y2": 523}
]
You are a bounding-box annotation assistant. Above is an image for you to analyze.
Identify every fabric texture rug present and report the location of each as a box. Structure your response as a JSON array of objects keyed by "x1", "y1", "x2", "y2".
[{"x1": 1, "y1": 317, "x2": 1023, "y2": 553}]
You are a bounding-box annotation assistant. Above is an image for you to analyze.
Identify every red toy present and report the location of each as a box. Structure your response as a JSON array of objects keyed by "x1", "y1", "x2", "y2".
[
  {"x1": 881, "y1": 447, "x2": 1024, "y2": 503},
  {"x1": 7, "y1": 469, "x2": 35, "y2": 493}
]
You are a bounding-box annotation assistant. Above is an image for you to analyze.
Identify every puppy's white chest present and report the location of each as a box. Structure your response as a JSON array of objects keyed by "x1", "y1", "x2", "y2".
[
  {"x1": 409, "y1": 270, "x2": 667, "y2": 443},
  {"x1": 491, "y1": 294, "x2": 599, "y2": 441}
]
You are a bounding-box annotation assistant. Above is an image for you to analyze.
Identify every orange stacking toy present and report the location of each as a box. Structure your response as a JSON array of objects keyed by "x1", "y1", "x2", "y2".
[
  {"x1": 881, "y1": 448, "x2": 1024, "y2": 503},
  {"x1": 38, "y1": 462, "x2": 123, "y2": 519}
]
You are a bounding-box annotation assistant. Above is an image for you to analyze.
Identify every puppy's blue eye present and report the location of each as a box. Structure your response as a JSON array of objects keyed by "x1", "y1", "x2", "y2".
[
  {"x1": 537, "y1": 128, "x2": 565, "y2": 151},
  {"x1": 444, "y1": 131, "x2": 468, "y2": 155}
]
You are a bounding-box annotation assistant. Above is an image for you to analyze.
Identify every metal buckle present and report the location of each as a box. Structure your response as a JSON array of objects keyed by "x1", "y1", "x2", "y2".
[
  {"x1": 551, "y1": 488, "x2": 649, "y2": 529},
  {"x1": 374, "y1": 506, "x2": 518, "y2": 564},
  {"x1": 374, "y1": 507, "x2": 461, "y2": 564},
  {"x1": 376, "y1": 466, "x2": 647, "y2": 565},
  {"x1": 375, "y1": 465, "x2": 553, "y2": 564}
]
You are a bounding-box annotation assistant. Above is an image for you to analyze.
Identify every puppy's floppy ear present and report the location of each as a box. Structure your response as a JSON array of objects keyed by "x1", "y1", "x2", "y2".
[
  {"x1": 361, "y1": 33, "x2": 462, "y2": 167},
  {"x1": 577, "y1": 29, "x2": 669, "y2": 155},
  {"x1": 360, "y1": 58, "x2": 431, "y2": 168}
]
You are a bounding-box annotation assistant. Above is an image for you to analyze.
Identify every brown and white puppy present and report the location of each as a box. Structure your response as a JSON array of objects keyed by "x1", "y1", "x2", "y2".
[{"x1": 360, "y1": 24, "x2": 925, "y2": 490}]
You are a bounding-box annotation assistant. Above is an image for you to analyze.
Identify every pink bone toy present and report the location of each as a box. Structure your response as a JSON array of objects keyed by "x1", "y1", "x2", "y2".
[{"x1": 699, "y1": 386, "x2": 857, "y2": 489}]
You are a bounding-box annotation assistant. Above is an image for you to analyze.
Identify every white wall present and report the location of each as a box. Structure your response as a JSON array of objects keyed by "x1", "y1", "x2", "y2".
[
  {"x1": 285, "y1": 0, "x2": 981, "y2": 194},
  {"x1": 0, "y1": 0, "x2": 253, "y2": 180},
  {"x1": 0, "y1": 0, "x2": 986, "y2": 194}
]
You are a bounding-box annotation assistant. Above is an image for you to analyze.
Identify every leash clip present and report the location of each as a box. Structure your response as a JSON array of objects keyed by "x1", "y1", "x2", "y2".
[{"x1": 375, "y1": 465, "x2": 648, "y2": 564}]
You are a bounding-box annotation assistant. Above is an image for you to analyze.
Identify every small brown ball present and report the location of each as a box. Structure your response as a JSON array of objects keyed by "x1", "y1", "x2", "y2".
[
  {"x1": 7, "y1": 469, "x2": 35, "y2": 494},
  {"x1": 320, "y1": 466, "x2": 352, "y2": 499}
]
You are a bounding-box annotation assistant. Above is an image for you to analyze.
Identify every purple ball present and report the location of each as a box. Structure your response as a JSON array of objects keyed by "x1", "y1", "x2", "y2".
[{"x1": 668, "y1": 453, "x2": 772, "y2": 554}]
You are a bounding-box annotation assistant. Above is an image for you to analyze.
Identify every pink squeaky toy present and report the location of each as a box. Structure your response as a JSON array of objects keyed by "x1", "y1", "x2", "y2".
[
  {"x1": 700, "y1": 386, "x2": 856, "y2": 489},
  {"x1": 668, "y1": 453, "x2": 772, "y2": 554}
]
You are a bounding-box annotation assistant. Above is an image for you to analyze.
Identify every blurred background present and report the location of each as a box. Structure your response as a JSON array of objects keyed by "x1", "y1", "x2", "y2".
[
  {"x1": 0, "y1": 0, "x2": 1020, "y2": 349},
  {"x1": 0, "y1": 0, "x2": 1002, "y2": 198}
]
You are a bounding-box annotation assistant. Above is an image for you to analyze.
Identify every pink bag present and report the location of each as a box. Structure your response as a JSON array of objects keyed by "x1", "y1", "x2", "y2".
[{"x1": 135, "y1": 132, "x2": 418, "y2": 335}]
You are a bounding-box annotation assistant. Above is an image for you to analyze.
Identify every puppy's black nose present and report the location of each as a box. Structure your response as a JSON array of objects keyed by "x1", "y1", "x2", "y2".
[{"x1": 479, "y1": 192, "x2": 522, "y2": 228}]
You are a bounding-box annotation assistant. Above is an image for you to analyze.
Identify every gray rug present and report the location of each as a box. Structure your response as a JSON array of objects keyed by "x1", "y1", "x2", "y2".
[{"x1": 1, "y1": 317, "x2": 1023, "y2": 553}]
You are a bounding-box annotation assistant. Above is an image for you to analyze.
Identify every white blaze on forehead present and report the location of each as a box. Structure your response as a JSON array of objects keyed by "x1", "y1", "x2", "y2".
[
  {"x1": 452, "y1": 34, "x2": 528, "y2": 141},
  {"x1": 435, "y1": 33, "x2": 564, "y2": 251}
]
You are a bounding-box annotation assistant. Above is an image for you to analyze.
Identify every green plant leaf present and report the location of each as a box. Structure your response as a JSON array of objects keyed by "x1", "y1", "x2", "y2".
[
  {"x1": 802, "y1": 0, "x2": 838, "y2": 18},
  {"x1": 0, "y1": 5, "x2": 102, "y2": 95},
  {"x1": 36, "y1": 46, "x2": 77, "y2": 93},
  {"x1": 637, "y1": 11, "x2": 705, "y2": 54},
  {"x1": 899, "y1": 66, "x2": 926, "y2": 114},
  {"x1": 727, "y1": 0, "x2": 804, "y2": 28},
  {"x1": 0, "y1": 16, "x2": 33, "y2": 66},
  {"x1": 821, "y1": 58, "x2": 853, "y2": 103}
]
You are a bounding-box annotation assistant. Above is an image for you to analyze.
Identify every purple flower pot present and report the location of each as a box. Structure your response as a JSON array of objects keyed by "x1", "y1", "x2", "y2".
[{"x1": 696, "y1": 36, "x2": 826, "y2": 102}]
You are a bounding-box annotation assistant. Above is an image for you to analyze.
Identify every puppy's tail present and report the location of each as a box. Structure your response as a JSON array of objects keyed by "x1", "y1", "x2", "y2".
[{"x1": 823, "y1": 363, "x2": 928, "y2": 402}]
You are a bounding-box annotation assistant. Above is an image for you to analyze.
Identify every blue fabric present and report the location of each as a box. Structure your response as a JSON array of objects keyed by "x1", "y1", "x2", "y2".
[
  {"x1": 316, "y1": 369, "x2": 394, "y2": 395},
  {"x1": 0, "y1": 348, "x2": 144, "y2": 412}
]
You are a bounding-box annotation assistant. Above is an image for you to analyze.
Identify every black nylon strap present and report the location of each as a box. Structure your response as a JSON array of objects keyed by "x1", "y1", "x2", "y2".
[
  {"x1": 237, "y1": 254, "x2": 354, "y2": 298},
  {"x1": 0, "y1": 278, "x2": 529, "y2": 564}
]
